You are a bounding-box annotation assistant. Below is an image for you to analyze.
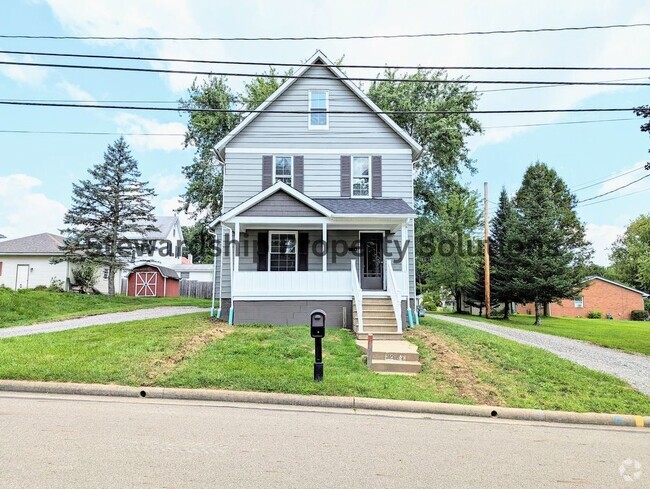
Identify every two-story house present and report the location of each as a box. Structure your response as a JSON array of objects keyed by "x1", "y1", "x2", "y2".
[{"x1": 211, "y1": 51, "x2": 422, "y2": 336}]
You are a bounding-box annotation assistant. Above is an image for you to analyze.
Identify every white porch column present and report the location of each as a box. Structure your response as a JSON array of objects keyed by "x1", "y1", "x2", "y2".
[
  {"x1": 322, "y1": 222, "x2": 328, "y2": 272},
  {"x1": 234, "y1": 222, "x2": 240, "y2": 272},
  {"x1": 401, "y1": 222, "x2": 410, "y2": 303}
]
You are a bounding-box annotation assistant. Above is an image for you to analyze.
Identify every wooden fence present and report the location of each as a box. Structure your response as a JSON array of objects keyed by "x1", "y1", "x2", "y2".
[
  {"x1": 119, "y1": 277, "x2": 213, "y2": 299},
  {"x1": 179, "y1": 280, "x2": 214, "y2": 299}
]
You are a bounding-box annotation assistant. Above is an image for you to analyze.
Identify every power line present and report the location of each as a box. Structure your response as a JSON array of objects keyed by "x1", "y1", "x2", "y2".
[
  {"x1": 577, "y1": 187, "x2": 650, "y2": 207},
  {"x1": 1, "y1": 23, "x2": 649, "y2": 41},
  {"x1": 2, "y1": 59, "x2": 650, "y2": 86},
  {"x1": 4, "y1": 48, "x2": 650, "y2": 72},
  {"x1": 573, "y1": 166, "x2": 646, "y2": 192},
  {"x1": 0, "y1": 129, "x2": 183, "y2": 136},
  {"x1": 577, "y1": 174, "x2": 650, "y2": 203},
  {"x1": 0, "y1": 100, "x2": 638, "y2": 114},
  {"x1": 483, "y1": 117, "x2": 638, "y2": 129}
]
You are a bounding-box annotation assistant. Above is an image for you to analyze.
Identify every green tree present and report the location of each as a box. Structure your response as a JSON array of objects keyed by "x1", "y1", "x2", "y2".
[
  {"x1": 609, "y1": 214, "x2": 650, "y2": 292},
  {"x1": 367, "y1": 69, "x2": 482, "y2": 214},
  {"x1": 57, "y1": 138, "x2": 157, "y2": 296},
  {"x1": 464, "y1": 253, "x2": 498, "y2": 317},
  {"x1": 71, "y1": 262, "x2": 99, "y2": 294},
  {"x1": 510, "y1": 162, "x2": 592, "y2": 325},
  {"x1": 489, "y1": 187, "x2": 519, "y2": 319},
  {"x1": 241, "y1": 67, "x2": 293, "y2": 110},
  {"x1": 182, "y1": 223, "x2": 215, "y2": 264},
  {"x1": 417, "y1": 185, "x2": 482, "y2": 312}
]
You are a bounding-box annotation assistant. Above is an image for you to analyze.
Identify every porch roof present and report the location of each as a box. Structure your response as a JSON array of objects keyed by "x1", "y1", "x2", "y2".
[{"x1": 314, "y1": 198, "x2": 414, "y2": 216}]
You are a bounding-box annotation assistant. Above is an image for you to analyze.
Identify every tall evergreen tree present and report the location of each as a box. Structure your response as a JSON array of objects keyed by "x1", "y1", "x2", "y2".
[
  {"x1": 57, "y1": 138, "x2": 157, "y2": 296},
  {"x1": 510, "y1": 163, "x2": 592, "y2": 325},
  {"x1": 464, "y1": 252, "x2": 498, "y2": 317},
  {"x1": 490, "y1": 187, "x2": 519, "y2": 318}
]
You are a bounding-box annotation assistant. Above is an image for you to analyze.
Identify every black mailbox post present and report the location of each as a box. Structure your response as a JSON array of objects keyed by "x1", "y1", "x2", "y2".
[{"x1": 310, "y1": 309, "x2": 326, "y2": 381}]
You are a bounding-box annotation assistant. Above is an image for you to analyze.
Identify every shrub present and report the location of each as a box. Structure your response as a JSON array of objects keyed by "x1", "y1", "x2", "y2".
[
  {"x1": 631, "y1": 310, "x2": 648, "y2": 321},
  {"x1": 33, "y1": 285, "x2": 49, "y2": 291},
  {"x1": 71, "y1": 262, "x2": 99, "y2": 294},
  {"x1": 48, "y1": 278, "x2": 65, "y2": 293},
  {"x1": 587, "y1": 310, "x2": 603, "y2": 319}
]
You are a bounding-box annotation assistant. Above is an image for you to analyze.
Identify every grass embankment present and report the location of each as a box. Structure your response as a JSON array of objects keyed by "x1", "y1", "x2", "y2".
[
  {"x1": 0, "y1": 313, "x2": 647, "y2": 414},
  {"x1": 0, "y1": 288, "x2": 212, "y2": 327},
  {"x1": 439, "y1": 312, "x2": 650, "y2": 356}
]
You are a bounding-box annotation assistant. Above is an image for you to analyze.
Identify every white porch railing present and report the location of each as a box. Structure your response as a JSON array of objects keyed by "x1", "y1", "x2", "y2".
[
  {"x1": 233, "y1": 271, "x2": 351, "y2": 299},
  {"x1": 350, "y1": 259, "x2": 364, "y2": 333},
  {"x1": 386, "y1": 260, "x2": 404, "y2": 333}
]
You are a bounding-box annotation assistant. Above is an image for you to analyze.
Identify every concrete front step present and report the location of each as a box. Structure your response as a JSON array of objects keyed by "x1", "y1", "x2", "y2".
[
  {"x1": 369, "y1": 359, "x2": 422, "y2": 375},
  {"x1": 356, "y1": 340, "x2": 420, "y2": 362},
  {"x1": 356, "y1": 332, "x2": 403, "y2": 341}
]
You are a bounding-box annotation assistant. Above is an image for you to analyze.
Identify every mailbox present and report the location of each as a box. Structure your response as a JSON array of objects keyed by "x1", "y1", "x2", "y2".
[{"x1": 310, "y1": 309, "x2": 326, "y2": 339}]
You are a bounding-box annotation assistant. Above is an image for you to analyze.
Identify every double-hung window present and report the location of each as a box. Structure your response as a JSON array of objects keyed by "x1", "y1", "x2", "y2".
[
  {"x1": 309, "y1": 91, "x2": 328, "y2": 129},
  {"x1": 273, "y1": 156, "x2": 293, "y2": 186},
  {"x1": 574, "y1": 296, "x2": 584, "y2": 308},
  {"x1": 352, "y1": 156, "x2": 371, "y2": 197},
  {"x1": 269, "y1": 232, "x2": 297, "y2": 271}
]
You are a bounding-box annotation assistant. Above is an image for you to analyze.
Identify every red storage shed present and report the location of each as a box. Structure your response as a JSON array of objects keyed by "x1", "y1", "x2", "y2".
[{"x1": 127, "y1": 264, "x2": 180, "y2": 297}]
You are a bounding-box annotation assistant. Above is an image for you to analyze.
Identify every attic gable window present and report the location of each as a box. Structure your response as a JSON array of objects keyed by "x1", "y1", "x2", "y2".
[
  {"x1": 273, "y1": 156, "x2": 293, "y2": 186},
  {"x1": 308, "y1": 90, "x2": 328, "y2": 129}
]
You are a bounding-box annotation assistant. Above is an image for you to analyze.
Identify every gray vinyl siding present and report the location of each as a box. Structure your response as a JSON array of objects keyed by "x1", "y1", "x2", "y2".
[
  {"x1": 228, "y1": 66, "x2": 407, "y2": 149},
  {"x1": 240, "y1": 192, "x2": 322, "y2": 217},
  {"x1": 219, "y1": 63, "x2": 417, "y2": 302}
]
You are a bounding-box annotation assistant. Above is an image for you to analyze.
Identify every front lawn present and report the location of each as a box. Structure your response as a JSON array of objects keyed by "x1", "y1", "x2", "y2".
[
  {"x1": 440, "y1": 313, "x2": 650, "y2": 356},
  {"x1": 0, "y1": 288, "x2": 212, "y2": 327},
  {"x1": 2, "y1": 313, "x2": 646, "y2": 414}
]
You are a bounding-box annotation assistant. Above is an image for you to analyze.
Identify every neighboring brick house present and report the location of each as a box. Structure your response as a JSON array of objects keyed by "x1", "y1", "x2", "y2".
[{"x1": 516, "y1": 276, "x2": 648, "y2": 320}]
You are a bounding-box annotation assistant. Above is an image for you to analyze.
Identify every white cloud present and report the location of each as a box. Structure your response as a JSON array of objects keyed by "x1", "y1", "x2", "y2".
[
  {"x1": 585, "y1": 223, "x2": 625, "y2": 266},
  {"x1": 0, "y1": 53, "x2": 48, "y2": 85},
  {"x1": 56, "y1": 81, "x2": 96, "y2": 102},
  {"x1": 0, "y1": 174, "x2": 67, "y2": 238},
  {"x1": 151, "y1": 173, "x2": 182, "y2": 194},
  {"x1": 599, "y1": 162, "x2": 650, "y2": 194},
  {"x1": 114, "y1": 112, "x2": 186, "y2": 152},
  {"x1": 158, "y1": 196, "x2": 195, "y2": 227}
]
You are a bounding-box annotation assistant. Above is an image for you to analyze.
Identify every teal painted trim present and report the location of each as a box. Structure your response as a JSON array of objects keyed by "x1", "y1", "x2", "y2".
[
  {"x1": 209, "y1": 307, "x2": 215, "y2": 317},
  {"x1": 415, "y1": 311, "x2": 420, "y2": 325},
  {"x1": 228, "y1": 307, "x2": 234, "y2": 325},
  {"x1": 407, "y1": 308, "x2": 414, "y2": 328},
  {"x1": 216, "y1": 308, "x2": 222, "y2": 319}
]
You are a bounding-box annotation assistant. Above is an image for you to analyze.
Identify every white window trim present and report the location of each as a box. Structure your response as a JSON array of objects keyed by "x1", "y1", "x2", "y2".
[
  {"x1": 574, "y1": 296, "x2": 584, "y2": 308},
  {"x1": 272, "y1": 155, "x2": 294, "y2": 187},
  {"x1": 268, "y1": 231, "x2": 298, "y2": 272},
  {"x1": 351, "y1": 155, "x2": 372, "y2": 199},
  {"x1": 308, "y1": 90, "x2": 329, "y2": 130}
]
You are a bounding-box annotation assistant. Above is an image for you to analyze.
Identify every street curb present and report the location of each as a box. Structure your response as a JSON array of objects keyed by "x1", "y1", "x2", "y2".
[{"x1": 0, "y1": 380, "x2": 648, "y2": 428}]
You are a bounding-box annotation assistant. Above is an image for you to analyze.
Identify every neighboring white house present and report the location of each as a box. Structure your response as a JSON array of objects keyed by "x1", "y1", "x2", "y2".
[
  {"x1": 0, "y1": 233, "x2": 119, "y2": 294},
  {"x1": 0, "y1": 233, "x2": 71, "y2": 290},
  {"x1": 124, "y1": 215, "x2": 185, "y2": 270}
]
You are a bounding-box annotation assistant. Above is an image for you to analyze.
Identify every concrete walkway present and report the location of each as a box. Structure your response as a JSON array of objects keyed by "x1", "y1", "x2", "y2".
[
  {"x1": 0, "y1": 307, "x2": 210, "y2": 339},
  {"x1": 430, "y1": 314, "x2": 650, "y2": 396}
]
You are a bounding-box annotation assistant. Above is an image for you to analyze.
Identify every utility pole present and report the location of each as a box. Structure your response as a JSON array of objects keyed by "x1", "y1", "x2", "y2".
[{"x1": 484, "y1": 182, "x2": 491, "y2": 319}]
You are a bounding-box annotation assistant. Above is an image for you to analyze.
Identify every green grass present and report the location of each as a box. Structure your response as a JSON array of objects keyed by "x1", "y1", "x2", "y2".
[
  {"x1": 0, "y1": 288, "x2": 212, "y2": 327},
  {"x1": 1, "y1": 314, "x2": 648, "y2": 414},
  {"x1": 441, "y1": 312, "x2": 650, "y2": 356},
  {"x1": 0, "y1": 313, "x2": 216, "y2": 385}
]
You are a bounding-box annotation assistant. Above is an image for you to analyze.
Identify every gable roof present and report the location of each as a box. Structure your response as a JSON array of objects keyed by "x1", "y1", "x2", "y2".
[
  {"x1": 125, "y1": 216, "x2": 181, "y2": 241},
  {"x1": 212, "y1": 181, "x2": 333, "y2": 225},
  {"x1": 0, "y1": 233, "x2": 65, "y2": 255},
  {"x1": 583, "y1": 275, "x2": 649, "y2": 297},
  {"x1": 214, "y1": 51, "x2": 423, "y2": 160}
]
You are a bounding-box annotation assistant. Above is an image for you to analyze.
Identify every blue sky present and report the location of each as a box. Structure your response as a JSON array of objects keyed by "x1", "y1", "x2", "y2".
[{"x1": 1, "y1": 0, "x2": 649, "y2": 264}]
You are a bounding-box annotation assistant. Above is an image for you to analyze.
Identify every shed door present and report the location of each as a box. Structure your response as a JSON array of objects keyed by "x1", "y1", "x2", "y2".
[
  {"x1": 135, "y1": 272, "x2": 157, "y2": 297},
  {"x1": 15, "y1": 264, "x2": 29, "y2": 289}
]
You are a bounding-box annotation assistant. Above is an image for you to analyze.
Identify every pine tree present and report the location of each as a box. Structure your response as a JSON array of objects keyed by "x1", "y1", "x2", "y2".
[
  {"x1": 510, "y1": 163, "x2": 592, "y2": 325},
  {"x1": 490, "y1": 188, "x2": 519, "y2": 319},
  {"x1": 57, "y1": 138, "x2": 157, "y2": 296},
  {"x1": 464, "y1": 253, "x2": 498, "y2": 317}
]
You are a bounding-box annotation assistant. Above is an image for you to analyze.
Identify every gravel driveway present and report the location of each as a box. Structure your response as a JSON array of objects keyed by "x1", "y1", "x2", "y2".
[
  {"x1": 430, "y1": 314, "x2": 650, "y2": 396},
  {"x1": 0, "y1": 307, "x2": 210, "y2": 339}
]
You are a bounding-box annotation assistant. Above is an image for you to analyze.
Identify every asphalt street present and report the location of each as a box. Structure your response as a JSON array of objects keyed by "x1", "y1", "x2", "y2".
[{"x1": 0, "y1": 392, "x2": 647, "y2": 488}]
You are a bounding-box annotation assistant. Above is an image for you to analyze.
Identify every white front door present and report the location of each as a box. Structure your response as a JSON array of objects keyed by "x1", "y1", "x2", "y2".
[
  {"x1": 15, "y1": 264, "x2": 29, "y2": 289},
  {"x1": 134, "y1": 272, "x2": 157, "y2": 297}
]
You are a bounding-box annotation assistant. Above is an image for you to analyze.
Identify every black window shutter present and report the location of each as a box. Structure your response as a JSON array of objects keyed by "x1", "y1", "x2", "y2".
[
  {"x1": 294, "y1": 155, "x2": 304, "y2": 192},
  {"x1": 298, "y1": 232, "x2": 309, "y2": 271},
  {"x1": 262, "y1": 155, "x2": 273, "y2": 189},
  {"x1": 340, "y1": 155, "x2": 351, "y2": 197},
  {"x1": 372, "y1": 155, "x2": 382, "y2": 198},
  {"x1": 257, "y1": 231, "x2": 269, "y2": 271}
]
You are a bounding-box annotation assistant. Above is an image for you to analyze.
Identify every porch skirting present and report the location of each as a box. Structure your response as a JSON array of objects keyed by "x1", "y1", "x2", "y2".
[{"x1": 233, "y1": 300, "x2": 353, "y2": 327}]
